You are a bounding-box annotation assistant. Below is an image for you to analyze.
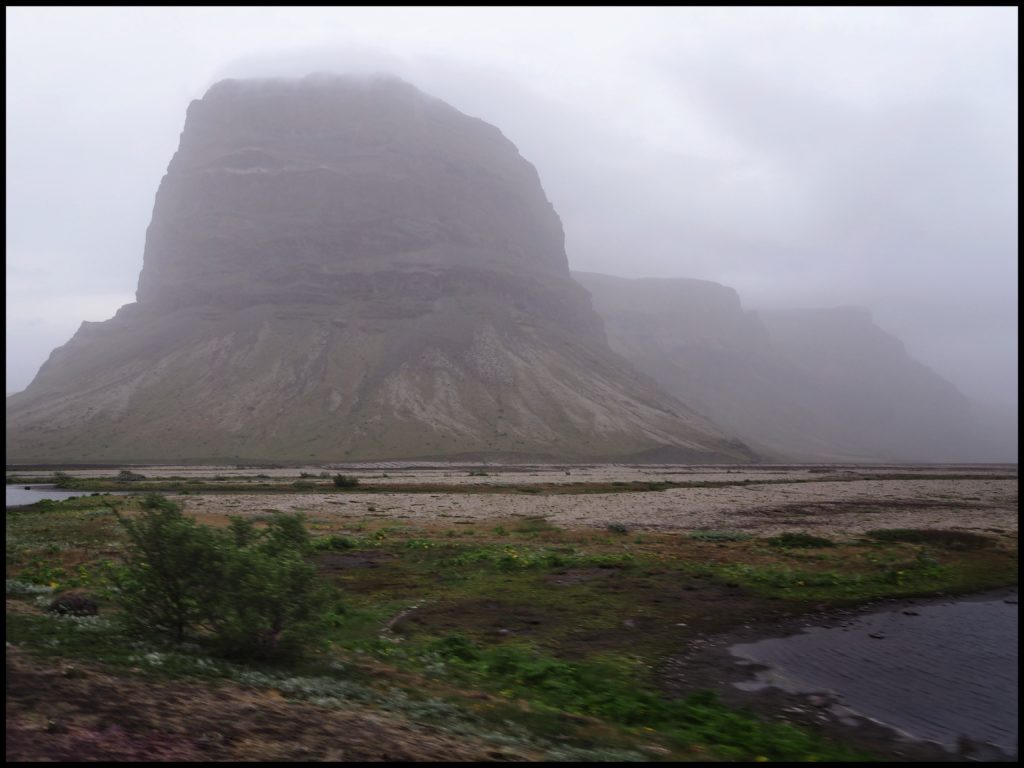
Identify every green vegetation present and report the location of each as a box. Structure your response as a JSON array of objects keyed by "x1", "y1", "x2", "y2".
[
  {"x1": 766, "y1": 532, "x2": 836, "y2": 548},
  {"x1": 332, "y1": 474, "x2": 360, "y2": 488},
  {"x1": 6, "y1": 491, "x2": 1017, "y2": 762},
  {"x1": 113, "y1": 494, "x2": 328, "y2": 659},
  {"x1": 863, "y1": 528, "x2": 996, "y2": 549},
  {"x1": 414, "y1": 636, "x2": 862, "y2": 761},
  {"x1": 689, "y1": 530, "x2": 753, "y2": 542}
]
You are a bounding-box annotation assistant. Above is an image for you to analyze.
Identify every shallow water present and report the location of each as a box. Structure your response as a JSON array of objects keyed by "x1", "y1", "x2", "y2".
[
  {"x1": 730, "y1": 592, "x2": 1018, "y2": 756},
  {"x1": 5, "y1": 485, "x2": 107, "y2": 507}
]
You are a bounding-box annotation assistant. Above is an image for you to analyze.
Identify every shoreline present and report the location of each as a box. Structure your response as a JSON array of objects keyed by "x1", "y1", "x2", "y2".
[{"x1": 662, "y1": 586, "x2": 1019, "y2": 762}]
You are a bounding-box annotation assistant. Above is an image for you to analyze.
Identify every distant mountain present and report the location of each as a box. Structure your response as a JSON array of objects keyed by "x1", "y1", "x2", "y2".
[
  {"x1": 575, "y1": 271, "x2": 990, "y2": 462},
  {"x1": 5, "y1": 75, "x2": 754, "y2": 464}
]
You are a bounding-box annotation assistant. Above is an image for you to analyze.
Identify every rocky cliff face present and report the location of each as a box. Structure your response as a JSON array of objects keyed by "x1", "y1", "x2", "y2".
[
  {"x1": 575, "y1": 272, "x2": 982, "y2": 463},
  {"x1": 6, "y1": 75, "x2": 754, "y2": 464}
]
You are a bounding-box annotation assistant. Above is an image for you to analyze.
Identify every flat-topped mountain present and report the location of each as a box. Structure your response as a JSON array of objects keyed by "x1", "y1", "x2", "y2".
[
  {"x1": 575, "y1": 271, "x2": 982, "y2": 462},
  {"x1": 6, "y1": 75, "x2": 754, "y2": 464}
]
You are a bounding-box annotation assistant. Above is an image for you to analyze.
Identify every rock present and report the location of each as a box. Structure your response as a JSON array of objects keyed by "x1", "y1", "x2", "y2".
[
  {"x1": 6, "y1": 74, "x2": 755, "y2": 465},
  {"x1": 868, "y1": 632, "x2": 885, "y2": 639},
  {"x1": 47, "y1": 592, "x2": 99, "y2": 617},
  {"x1": 576, "y1": 271, "x2": 986, "y2": 462}
]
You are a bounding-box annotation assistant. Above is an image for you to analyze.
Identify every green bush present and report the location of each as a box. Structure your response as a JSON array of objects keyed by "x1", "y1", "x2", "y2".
[
  {"x1": 312, "y1": 534, "x2": 356, "y2": 551},
  {"x1": 332, "y1": 474, "x2": 360, "y2": 488},
  {"x1": 113, "y1": 496, "x2": 328, "y2": 659}
]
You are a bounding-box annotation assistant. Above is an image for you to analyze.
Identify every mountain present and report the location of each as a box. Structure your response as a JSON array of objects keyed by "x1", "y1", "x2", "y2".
[
  {"x1": 575, "y1": 271, "x2": 984, "y2": 463},
  {"x1": 6, "y1": 74, "x2": 754, "y2": 464}
]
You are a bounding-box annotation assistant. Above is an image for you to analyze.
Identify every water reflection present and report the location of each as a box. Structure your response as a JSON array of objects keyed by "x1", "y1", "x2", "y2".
[
  {"x1": 5, "y1": 485, "x2": 119, "y2": 507},
  {"x1": 731, "y1": 593, "x2": 1018, "y2": 756}
]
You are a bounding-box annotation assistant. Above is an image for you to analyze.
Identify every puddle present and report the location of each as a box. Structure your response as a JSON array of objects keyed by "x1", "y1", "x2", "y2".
[
  {"x1": 730, "y1": 592, "x2": 1018, "y2": 757},
  {"x1": 5, "y1": 484, "x2": 122, "y2": 507}
]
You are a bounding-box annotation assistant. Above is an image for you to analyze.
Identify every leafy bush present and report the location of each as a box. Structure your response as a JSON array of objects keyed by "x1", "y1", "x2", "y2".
[
  {"x1": 332, "y1": 474, "x2": 360, "y2": 488},
  {"x1": 312, "y1": 534, "x2": 357, "y2": 551},
  {"x1": 117, "y1": 470, "x2": 147, "y2": 481},
  {"x1": 606, "y1": 522, "x2": 629, "y2": 534},
  {"x1": 113, "y1": 495, "x2": 328, "y2": 659}
]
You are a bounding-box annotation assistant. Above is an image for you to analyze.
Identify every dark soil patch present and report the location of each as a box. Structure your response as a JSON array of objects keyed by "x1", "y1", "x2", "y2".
[
  {"x1": 545, "y1": 567, "x2": 621, "y2": 586},
  {"x1": 394, "y1": 568, "x2": 805, "y2": 662},
  {"x1": 863, "y1": 528, "x2": 998, "y2": 549},
  {"x1": 751, "y1": 499, "x2": 994, "y2": 519},
  {"x1": 316, "y1": 551, "x2": 395, "y2": 572},
  {"x1": 392, "y1": 598, "x2": 556, "y2": 640}
]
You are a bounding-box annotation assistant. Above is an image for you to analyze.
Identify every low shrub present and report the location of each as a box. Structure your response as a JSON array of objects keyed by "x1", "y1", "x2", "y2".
[
  {"x1": 332, "y1": 474, "x2": 360, "y2": 488},
  {"x1": 112, "y1": 496, "x2": 329, "y2": 660},
  {"x1": 313, "y1": 534, "x2": 357, "y2": 551}
]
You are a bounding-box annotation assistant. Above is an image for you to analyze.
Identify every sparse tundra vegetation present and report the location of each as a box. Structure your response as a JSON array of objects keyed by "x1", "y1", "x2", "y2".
[{"x1": 6, "y1": 463, "x2": 1017, "y2": 761}]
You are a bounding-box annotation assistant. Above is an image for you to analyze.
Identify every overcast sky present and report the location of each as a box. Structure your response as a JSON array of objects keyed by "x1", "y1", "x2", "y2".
[{"x1": 6, "y1": 7, "x2": 1018, "y2": 415}]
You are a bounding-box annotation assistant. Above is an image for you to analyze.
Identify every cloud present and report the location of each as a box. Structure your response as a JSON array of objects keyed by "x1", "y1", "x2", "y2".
[{"x1": 4, "y1": 7, "x2": 1017, "y2": 412}]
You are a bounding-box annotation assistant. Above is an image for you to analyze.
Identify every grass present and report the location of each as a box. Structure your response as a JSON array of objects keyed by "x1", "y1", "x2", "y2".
[
  {"x1": 766, "y1": 532, "x2": 836, "y2": 549},
  {"x1": 689, "y1": 530, "x2": 753, "y2": 542},
  {"x1": 863, "y1": 528, "x2": 997, "y2": 549},
  {"x1": 6, "y1": 493, "x2": 1017, "y2": 762}
]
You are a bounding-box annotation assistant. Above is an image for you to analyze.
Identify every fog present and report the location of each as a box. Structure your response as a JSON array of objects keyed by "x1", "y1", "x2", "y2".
[{"x1": 6, "y1": 8, "x2": 1017, "y2": 449}]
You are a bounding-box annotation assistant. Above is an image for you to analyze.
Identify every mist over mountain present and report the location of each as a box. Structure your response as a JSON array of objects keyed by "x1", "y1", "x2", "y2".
[
  {"x1": 575, "y1": 271, "x2": 1008, "y2": 463},
  {"x1": 5, "y1": 74, "x2": 754, "y2": 464}
]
